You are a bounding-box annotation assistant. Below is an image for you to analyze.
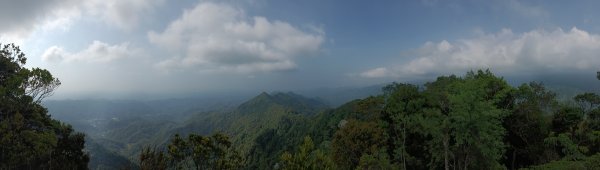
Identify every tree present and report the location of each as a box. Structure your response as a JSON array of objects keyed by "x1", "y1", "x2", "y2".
[
  {"x1": 49, "y1": 124, "x2": 90, "y2": 169},
  {"x1": 0, "y1": 43, "x2": 88, "y2": 169},
  {"x1": 280, "y1": 136, "x2": 335, "y2": 170},
  {"x1": 331, "y1": 120, "x2": 385, "y2": 169},
  {"x1": 421, "y1": 70, "x2": 510, "y2": 170},
  {"x1": 574, "y1": 93, "x2": 600, "y2": 114},
  {"x1": 521, "y1": 153, "x2": 600, "y2": 170},
  {"x1": 381, "y1": 83, "x2": 427, "y2": 169},
  {"x1": 139, "y1": 146, "x2": 167, "y2": 170},
  {"x1": 545, "y1": 104, "x2": 600, "y2": 161},
  {"x1": 588, "y1": 109, "x2": 600, "y2": 131},
  {"x1": 167, "y1": 134, "x2": 189, "y2": 168},
  {"x1": 355, "y1": 150, "x2": 396, "y2": 170},
  {"x1": 503, "y1": 82, "x2": 557, "y2": 169},
  {"x1": 166, "y1": 132, "x2": 243, "y2": 170},
  {"x1": 551, "y1": 106, "x2": 584, "y2": 135}
]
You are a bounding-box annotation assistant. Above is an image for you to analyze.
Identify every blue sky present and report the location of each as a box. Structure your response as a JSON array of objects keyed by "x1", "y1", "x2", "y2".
[{"x1": 2, "y1": 0, "x2": 600, "y2": 99}]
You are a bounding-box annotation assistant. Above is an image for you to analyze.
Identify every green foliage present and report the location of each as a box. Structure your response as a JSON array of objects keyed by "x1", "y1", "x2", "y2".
[
  {"x1": 503, "y1": 82, "x2": 557, "y2": 168},
  {"x1": 227, "y1": 92, "x2": 330, "y2": 158},
  {"x1": 50, "y1": 124, "x2": 90, "y2": 169},
  {"x1": 522, "y1": 153, "x2": 600, "y2": 170},
  {"x1": 588, "y1": 109, "x2": 600, "y2": 130},
  {"x1": 381, "y1": 83, "x2": 427, "y2": 169},
  {"x1": 166, "y1": 132, "x2": 243, "y2": 170},
  {"x1": 355, "y1": 150, "x2": 398, "y2": 170},
  {"x1": 0, "y1": 43, "x2": 88, "y2": 169},
  {"x1": 139, "y1": 146, "x2": 167, "y2": 170},
  {"x1": 246, "y1": 114, "x2": 313, "y2": 169},
  {"x1": 331, "y1": 119, "x2": 385, "y2": 169},
  {"x1": 280, "y1": 136, "x2": 335, "y2": 170},
  {"x1": 544, "y1": 133, "x2": 586, "y2": 160},
  {"x1": 20, "y1": 66, "x2": 600, "y2": 170},
  {"x1": 574, "y1": 93, "x2": 600, "y2": 113},
  {"x1": 418, "y1": 70, "x2": 510, "y2": 169},
  {"x1": 552, "y1": 106, "x2": 584, "y2": 134}
]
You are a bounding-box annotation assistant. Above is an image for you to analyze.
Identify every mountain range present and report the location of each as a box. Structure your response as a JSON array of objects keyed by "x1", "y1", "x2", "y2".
[{"x1": 45, "y1": 90, "x2": 371, "y2": 169}]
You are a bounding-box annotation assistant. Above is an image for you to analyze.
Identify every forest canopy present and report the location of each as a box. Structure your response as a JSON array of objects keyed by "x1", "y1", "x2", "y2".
[
  {"x1": 134, "y1": 70, "x2": 600, "y2": 170},
  {"x1": 2, "y1": 43, "x2": 600, "y2": 170}
]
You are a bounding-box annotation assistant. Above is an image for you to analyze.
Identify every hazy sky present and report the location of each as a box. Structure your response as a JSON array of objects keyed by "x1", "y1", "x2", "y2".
[{"x1": 2, "y1": 0, "x2": 600, "y2": 99}]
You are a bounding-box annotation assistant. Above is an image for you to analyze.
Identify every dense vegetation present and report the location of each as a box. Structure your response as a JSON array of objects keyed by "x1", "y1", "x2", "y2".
[
  {"x1": 130, "y1": 70, "x2": 599, "y2": 170},
  {"x1": 3, "y1": 43, "x2": 600, "y2": 169},
  {"x1": 0, "y1": 44, "x2": 89, "y2": 169}
]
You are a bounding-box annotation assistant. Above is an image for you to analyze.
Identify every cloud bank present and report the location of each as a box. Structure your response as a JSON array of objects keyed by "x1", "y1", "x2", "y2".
[
  {"x1": 148, "y1": 2, "x2": 325, "y2": 73},
  {"x1": 361, "y1": 27, "x2": 600, "y2": 78},
  {"x1": 0, "y1": 0, "x2": 164, "y2": 44},
  {"x1": 83, "y1": 0, "x2": 165, "y2": 31},
  {"x1": 0, "y1": 0, "x2": 80, "y2": 44},
  {"x1": 42, "y1": 41, "x2": 139, "y2": 63}
]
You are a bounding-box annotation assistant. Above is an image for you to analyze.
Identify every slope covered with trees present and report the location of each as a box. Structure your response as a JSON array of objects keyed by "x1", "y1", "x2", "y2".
[
  {"x1": 132, "y1": 70, "x2": 600, "y2": 170},
  {"x1": 5, "y1": 43, "x2": 600, "y2": 169},
  {"x1": 0, "y1": 44, "x2": 89, "y2": 169}
]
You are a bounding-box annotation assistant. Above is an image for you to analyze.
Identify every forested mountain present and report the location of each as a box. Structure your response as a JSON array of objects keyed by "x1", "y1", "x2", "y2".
[
  {"x1": 297, "y1": 85, "x2": 384, "y2": 107},
  {"x1": 133, "y1": 70, "x2": 600, "y2": 170},
  {"x1": 85, "y1": 138, "x2": 131, "y2": 169},
  {"x1": 4, "y1": 42, "x2": 600, "y2": 169},
  {"x1": 44, "y1": 91, "x2": 333, "y2": 169},
  {"x1": 40, "y1": 71, "x2": 600, "y2": 169}
]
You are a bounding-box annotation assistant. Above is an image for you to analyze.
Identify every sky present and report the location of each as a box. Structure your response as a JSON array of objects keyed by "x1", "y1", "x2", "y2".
[{"x1": 2, "y1": 0, "x2": 600, "y2": 99}]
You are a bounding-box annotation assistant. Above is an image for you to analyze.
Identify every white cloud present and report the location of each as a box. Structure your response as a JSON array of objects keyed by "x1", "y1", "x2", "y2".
[
  {"x1": 41, "y1": 46, "x2": 67, "y2": 62},
  {"x1": 0, "y1": 0, "x2": 163, "y2": 44},
  {"x1": 360, "y1": 67, "x2": 389, "y2": 78},
  {"x1": 42, "y1": 41, "x2": 139, "y2": 63},
  {"x1": 83, "y1": 0, "x2": 165, "y2": 31},
  {"x1": 361, "y1": 27, "x2": 600, "y2": 78},
  {"x1": 0, "y1": 0, "x2": 81, "y2": 44},
  {"x1": 148, "y1": 2, "x2": 325, "y2": 73}
]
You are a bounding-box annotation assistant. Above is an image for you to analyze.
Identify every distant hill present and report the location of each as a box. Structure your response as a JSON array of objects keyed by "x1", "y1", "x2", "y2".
[
  {"x1": 45, "y1": 81, "x2": 600, "y2": 169},
  {"x1": 172, "y1": 92, "x2": 331, "y2": 155},
  {"x1": 238, "y1": 92, "x2": 329, "y2": 115},
  {"x1": 43, "y1": 96, "x2": 243, "y2": 169},
  {"x1": 85, "y1": 138, "x2": 132, "y2": 170},
  {"x1": 297, "y1": 84, "x2": 384, "y2": 107},
  {"x1": 45, "y1": 91, "x2": 331, "y2": 169},
  {"x1": 41, "y1": 73, "x2": 600, "y2": 169}
]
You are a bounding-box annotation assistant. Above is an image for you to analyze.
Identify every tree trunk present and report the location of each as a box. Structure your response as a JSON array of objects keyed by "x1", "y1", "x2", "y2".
[
  {"x1": 511, "y1": 149, "x2": 516, "y2": 170},
  {"x1": 464, "y1": 147, "x2": 470, "y2": 170},
  {"x1": 402, "y1": 127, "x2": 407, "y2": 170},
  {"x1": 444, "y1": 133, "x2": 449, "y2": 170}
]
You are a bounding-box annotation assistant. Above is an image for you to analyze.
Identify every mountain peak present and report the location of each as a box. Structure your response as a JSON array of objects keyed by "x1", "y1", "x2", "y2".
[
  {"x1": 237, "y1": 91, "x2": 329, "y2": 115},
  {"x1": 257, "y1": 91, "x2": 271, "y2": 98}
]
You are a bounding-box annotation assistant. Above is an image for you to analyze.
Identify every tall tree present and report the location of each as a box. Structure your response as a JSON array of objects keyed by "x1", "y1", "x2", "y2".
[
  {"x1": 331, "y1": 119, "x2": 385, "y2": 169},
  {"x1": 139, "y1": 146, "x2": 167, "y2": 170},
  {"x1": 503, "y1": 82, "x2": 557, "y2": 169},
  {"x1": 574, "y1": 93, "x2": 600, "y2": 114},
  {"x1": 280, "y1": 136, "x2": 335, "y2": 170},
  {"x1": 422, "y1": 70, "x2": 510, "y2": 170},
  {"x1": 0, "y1": 43, "x2": 88, "y2": 169},
  {"x1": 166, "y1": 132, "x2": 243, "y2": 170},
  {"x1": 382, "y1": 83, "x2": 427, "y2": 169}
]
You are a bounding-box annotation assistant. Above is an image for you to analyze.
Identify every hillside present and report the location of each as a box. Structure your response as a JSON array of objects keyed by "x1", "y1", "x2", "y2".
[
  {"x1": 46, "y1": 79, "x2": 600, "y2": 170},
  {"x1": 46, "y1": 92, "x2": 331, "y2": 169},
  {"x1": 172, "y1": 92, "x2": 331, "y2": 155}
]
